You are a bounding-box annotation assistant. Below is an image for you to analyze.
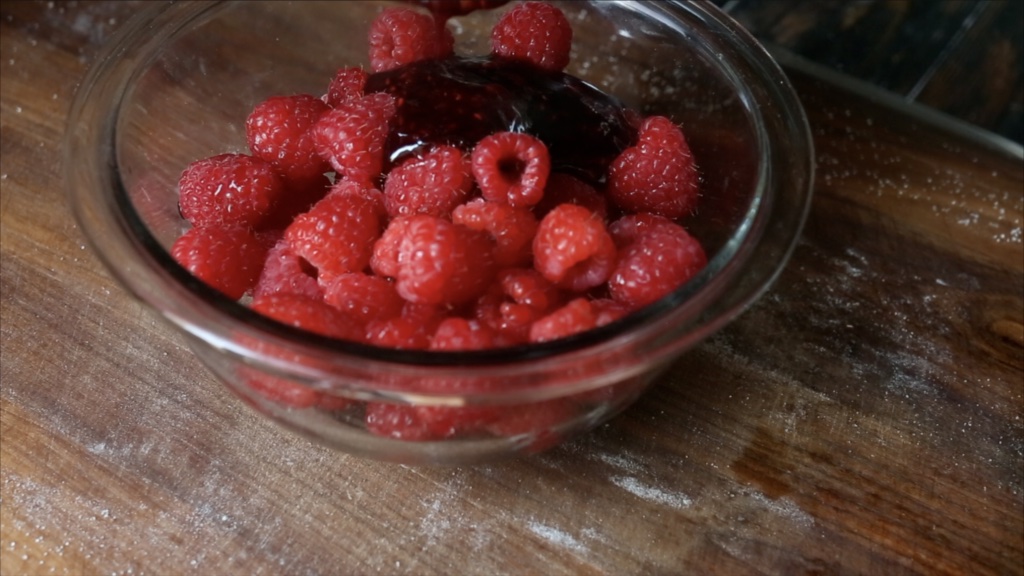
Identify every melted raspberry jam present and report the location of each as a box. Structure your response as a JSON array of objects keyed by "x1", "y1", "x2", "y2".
[{"x1": 365, "y1": 55, "x2": 637, "y2": 186}]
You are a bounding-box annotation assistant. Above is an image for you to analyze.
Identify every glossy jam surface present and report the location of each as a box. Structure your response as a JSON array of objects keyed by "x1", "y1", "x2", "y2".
[{"x1": 366, "y1": 55, "x2": 637, "y2": 185}]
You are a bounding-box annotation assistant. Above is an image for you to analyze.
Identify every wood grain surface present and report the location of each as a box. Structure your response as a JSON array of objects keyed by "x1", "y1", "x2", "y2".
[{"x1": 2, "y1": 2, "x2": 1022, "y2": 575}]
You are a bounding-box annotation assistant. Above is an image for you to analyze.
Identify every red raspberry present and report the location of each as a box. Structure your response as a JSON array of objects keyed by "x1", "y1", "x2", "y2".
[
  {"x1": 533, "y1": 204, "x2": 616, "y2": 292},
  {"x1": 590, "y1": 298, "x2": 630, "y2": 326},
  {"x1": 412, "y1": 405, "x2": 501, "y2": 439},
  {"x1": 258, "y1": 174, "x2": 332, "y2": 232},
  {"x1": 252, "y1": 238, "x2": 323, "y2": 301},
  {"x1": 370, "y1": 214, "x2": 415, "y2": 278},
  {"x1": 321, "y1": 273, "x2": 405, "y2": 326},
  {"x1": 368, "y1": 8, "x2": 452, "y2": 73},
  {"x1": 383, "y1": 215, "x2": 497, "y2": 305},
  {"x1": 491, "y1": 1, "x2": 573, "y2": 72},
  {"x1": 312, "y1": 92, "x2": 396, "y2": 185},
  {"x1": 324, "y1": 66, "x2": 368, "y2": 108},
  {"x1": 474, "y1": 268, "x2": 563, "y2": 344},
  {"x1": 365, "y1": 403, "x2": 434, "y2": 440},
  {"x1": 452, "y1": 198, "x2": 538, "y2": 268},
  {"x1": 251, "y1": 293, "x2": 364, "y2": 341},
  {"x1": 607, "y1": 116, "x2": 699, "y2": 219},
  {"x1": 245, "y1": 94, "x2": 331, "y2": 184},
  {"x1": 242, "y1": 361, "x2": 354, "y2": 411},
  {"x1": 533, "y1": 173, "x2": 608, "y2": 220},
  {"x1": 171, "y1": 225, "x2": 270, "y2": 300},
  {"x1": 608, "y1": 216, "x2": 707, "y2": 309},
  {"x1": 471, "y1": 131, "x2": 550, "y2": 208},
  {"x1": 284, "y1": 183, "x2": 384, "y2": 282},
  {"x1": 403, "y1": 0, "x2": 511, "y2": 19},
  {"x1": 178, "y1": 153, "x2": 286, "y2": 230},
  {"x1": 383, "y1": 145, "x2": 473, "y2": 218},
  {"x1": 365, "y1": 315, "x2": 433, "y2": 349},
  {"x1": 607, "y1": 212, "x2": 681, "y2": 246},
  {"x1": 430, "y1": 317, "x2": 496, "y2": 351},
  {"x1": 528, "y1": 297, "x2": 595, "y2": 343},
  {"x1": 484, "y1": 398, "x2": 574, "y2": 452}
]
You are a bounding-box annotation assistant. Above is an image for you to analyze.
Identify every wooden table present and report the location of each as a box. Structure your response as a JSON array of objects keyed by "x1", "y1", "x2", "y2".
[{"x1": 2, "y1": 2, "x2": 1022, "y2": 574}]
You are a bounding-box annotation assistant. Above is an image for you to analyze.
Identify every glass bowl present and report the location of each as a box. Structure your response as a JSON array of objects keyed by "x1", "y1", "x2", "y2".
[{"x1": 65, "y1": 0, "x2": 813, "y2": 464}]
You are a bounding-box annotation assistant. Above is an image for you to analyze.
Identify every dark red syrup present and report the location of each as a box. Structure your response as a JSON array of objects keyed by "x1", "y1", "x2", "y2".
[{"x1": 365, "y1": 55, "x2": 637, "y2": 186}]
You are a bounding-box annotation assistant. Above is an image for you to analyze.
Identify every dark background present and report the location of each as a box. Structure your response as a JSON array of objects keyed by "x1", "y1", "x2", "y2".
[{"x1": 714, "y1": 0, "x2": 1023, "y2": 145}]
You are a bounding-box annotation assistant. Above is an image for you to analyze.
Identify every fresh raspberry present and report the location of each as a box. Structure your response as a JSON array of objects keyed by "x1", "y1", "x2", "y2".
[
  {"x1": 369, "y1": 214, "x2": 415, "y2": 278},
  {"x1": 242, "y1": 363, "x2": 353, "y2": 411},
  {"x1": 312, "y1": 92, "x2": 396, "y2": 185},
  {"x1": 365, "y1": 403, "x2": 435, "y2": 440},
  {"x1": 412, "y1": 405, "x2": 501, "y2": 439},
  {"x1": 474, "y1": 268, "x2": 563, "y2": 343},
  {"x1": 383, "y1": 145, "x2": 473, "y2": 218},
  {"x1": 365, "y1": 315, "x2": 433, "y2": 349},
  {"x1": 284, "y1": 183, "x2": 384, "y2": 282},
  {"x1": 491, "y1": 1, "x2": 573, "y2": 72},
  {"x1": 178, "y1": 153, "x2": 286, "y2": 230},
  {"x1": 607, "y1": 212, "x2": 681, "y2": 246},
  {"x1": 324, "y1": 66, "x2": 368, "y2": 108},
  {"x1": 259, "y1": 174, "x2": 333, "y2": 232},
  {"x1": 403, "y1": 0, "x2": 511, "y2": 19},
  {"x1": 430, "y1": 317, "x2": 496, "y2": 351},
  {"x1": 533, "y1": 173, "x2": 607, "y2": 220},
  {"x1": 471, "y1": 131, "x2": 550, "y2": 208},
  {"x1": 397, "y1": 216, "x2": 496, "y2": 305},
  {"x1": 245, "y1": 94, "x2": 331, "y2": 184},
  {"x1": 590, "y1": 298, "x2": 630, "y2": 326},
  {"x1": 452, "y1": 198, "x2": 538, "y2": 268},
  {"x1": 321, "y1": 273, "x2": 405, "y2": 326},
  {"x1": 484, "y1": 398, "x2": 574, "y2": 452},
  {"x1": 528, "y1": 297, "x2": 595, "y2": 343},
  {"x1": 608, "y1": 216, "x2": 707, "y2": 309},
  {"x1": 171, "y1": 225, "x2": 270, "y2": 300},
  {"x1": 368, "y1": 8, "x2": 452, "y2": 73},
  {"x1": 400, "y1": 216, "x2": 497, "y2": 305},
  {"x1": 377, "y1": 215, "x2": 496, "y2": 305},
  {"x1": 533, "y1": 203, "x2": 616, "y2": 292},
  {"x1": 252, "y1": 238, "x2": 323, "y2": 301},
  {"x1": 251, "y1": 293, "x2": 364, "y2": 341},
  {"x1": 607, "y1": 116, "x2": 699, "y2": 219}
]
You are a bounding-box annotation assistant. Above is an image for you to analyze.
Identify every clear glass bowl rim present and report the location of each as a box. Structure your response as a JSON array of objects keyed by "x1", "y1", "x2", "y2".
[{"x1": 65, "y1": 0, "x2": 814, "y2": 381}]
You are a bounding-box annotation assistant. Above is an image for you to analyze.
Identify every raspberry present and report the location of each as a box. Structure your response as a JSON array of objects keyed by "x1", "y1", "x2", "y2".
[
  {"x1": 528, "y1": 297, "x2": 595, "y2": 343},
  {"x1": 178, "y1": 153, "x2": 286, "y2": 230},
  {"x1": 474, "y1": 268, "x2": 563, "y2": 344},
  {"x1": 404, "y1": 0, "x2": 511, "y2": 19},
  {"x1": 533, "y1": 204, "x2": 616, "y2": 292},
  {"x1": 491, "y1": 1, "x2": 572, "y2": 72},
  {"x1": 245, "y1": 94, "x2": 331, "y2": 184},
  {"x1": 484, "y1": 398, "x2": 574, "y2": 452},
  {"x1": 430, "y1": 317, "x2": 496, "y2": 351},
  {"x1": 607, "y1": 116, "x2": 699, "y2": 219},
  {"x1": 368, "y1": 8, "x2": 452, "y2": 73},
  {"x1": 259, "y1": 174, "x2": 333, "y2": 231},
  {"x1": 244, "y1": 370, "x2": 324, "y2": 409},
  {"x1": 171, "y1": 225, "x2": 270, "y2": 300},
  {"x1": 608, "y1": 216, "x2": 707, "y2": 309},
  {"x1": 452, "y1": 198, "x2": 538, "y2": 268},
  {"x1": 252, "y1": 238, "x2": 323, "y2": 301},
  {"x1": 324, "y1": 66, "x2": 368, "y2": 108},
  {"x1": 365, "y1": 315, "x2": 432, "y2": 349},
  {"x1": 321, "y1": 273, "x2": 404, "y2": 326},
  {"x1": 533, "y1": 173, "x2": 607, "y2": 220},
  {"x1": 284, "y1": 182, "x2": 384, "y2": 282},
  {"x1": 365, "y1": 403, "x2": 434, "y2": 440},
  {"x1": 607, "y1": 212, "x2": 681, "y2": 246},
  {"x1": 471, "y1": 131, "x2": 550, "y2": 208},
  {"x1": 590, "y1": 298, "x2": 630, "y2": 327},
  {"x1": 312, "y1": 92, "x2": 396, "y2": 185},
  {"x1": 370, "y1": 214, "x2": 415, "y2": 278},
  {"x1": 412, "y1": 405, "x2": 501, "y2": 439},
  {"x1": 383, "y1": 145, "x2": 473, "y2": 218},
  {"x1": 377, "y1": 215, "x2": 496, "y2": 305},
  {"x1": 251, "y1": 293, "x2": 364, "y2": 341}
]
